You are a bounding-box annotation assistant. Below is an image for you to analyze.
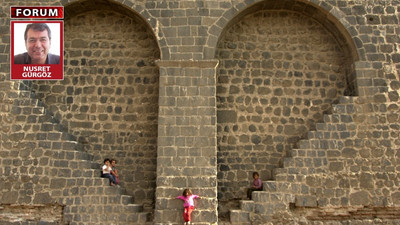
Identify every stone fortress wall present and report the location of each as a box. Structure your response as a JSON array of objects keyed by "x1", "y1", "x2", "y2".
[{"x1": 0, "y1": 0, "x2": 399, "y2": 224}]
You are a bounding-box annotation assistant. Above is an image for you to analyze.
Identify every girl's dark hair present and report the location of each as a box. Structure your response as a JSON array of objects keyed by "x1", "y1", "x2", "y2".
[
  {"x1": 183, "y1": 189, "x2": 192, "y2": 196},
  {"x1": 253, "y1": 172, "x2": 259, "y2": 177},
  {"x1": 104, "y1": 158, "x2": 110, "y2": 163},
  {"x1": 111, "y1": 159, "x2": 117, "y2": 163}
]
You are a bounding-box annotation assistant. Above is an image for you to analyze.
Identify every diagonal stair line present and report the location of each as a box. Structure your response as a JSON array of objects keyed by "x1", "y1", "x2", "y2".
[
  {"x1": 229, "y1": 96, "x2": 360, "y2": 224},
  {"x1": 1, "y1": 83, "x2": 152, "y2": 224}
]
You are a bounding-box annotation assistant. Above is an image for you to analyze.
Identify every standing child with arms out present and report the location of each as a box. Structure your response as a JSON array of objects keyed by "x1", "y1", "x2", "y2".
[
  {"x1": 247, "y1": 172, "x2": 263, "y2": 200},
  {"x1": 176, "y1": 189, "x2": 200, "y2": 225}
]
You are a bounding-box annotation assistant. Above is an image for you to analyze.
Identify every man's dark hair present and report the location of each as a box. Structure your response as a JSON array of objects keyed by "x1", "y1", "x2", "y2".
[
  {"x1": 24, "y1": 23, "x2": 51, "y2": 41},
  {"x1": 104, "y1": 158, "x2": 110, "y2": 164}
]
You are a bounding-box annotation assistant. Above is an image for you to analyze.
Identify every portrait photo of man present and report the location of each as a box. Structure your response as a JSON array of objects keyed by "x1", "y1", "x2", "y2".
[{"x1": 14, "y1": 23, "x2": 60, "y2": 64}]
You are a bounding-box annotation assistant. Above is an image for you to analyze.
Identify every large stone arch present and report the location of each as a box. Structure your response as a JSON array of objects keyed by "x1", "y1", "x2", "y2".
[
  {"x1": 30, "y1": 0, "x2": 160, "y2": 208},
  {"x1": 214, "y1": 0, "x2": 359, "y2": 218},
  {"x1": 64, "y1": 0, "x2": 172, "y2": 59},
  {"x1": 207, "y1": 0, "x2": 361, "y2": 62}
]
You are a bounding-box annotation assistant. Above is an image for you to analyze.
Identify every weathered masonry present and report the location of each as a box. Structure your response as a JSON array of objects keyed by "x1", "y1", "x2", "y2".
[{"x1": 1, "y1": 0, "x2": 399, "y2": 224}]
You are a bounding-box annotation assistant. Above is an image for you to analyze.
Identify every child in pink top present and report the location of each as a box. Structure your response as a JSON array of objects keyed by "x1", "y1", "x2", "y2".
[
  {"x1": 176, "y1": 189, "x2": 200, "y2": 224},
  {"x1": 247, "y1": 171, "x2": 263, "y2": 200}
]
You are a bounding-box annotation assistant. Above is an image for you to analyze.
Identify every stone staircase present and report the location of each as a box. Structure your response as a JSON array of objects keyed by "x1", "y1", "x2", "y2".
[
  {"x1": 229, "y1": 96, "x2": 358, "y2": 224},
  {"x1": 1, "y1": 83, "x2": 151, "y2": 224}
]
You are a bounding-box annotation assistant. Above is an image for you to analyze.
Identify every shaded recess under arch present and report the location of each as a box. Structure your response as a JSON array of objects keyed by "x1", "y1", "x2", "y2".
[
  {"x1": 215, "y1": 0, "x2": 359, "y2": 218},
  {"x1": 30, "y1": 0, "x2": 161, "y2": 208}
]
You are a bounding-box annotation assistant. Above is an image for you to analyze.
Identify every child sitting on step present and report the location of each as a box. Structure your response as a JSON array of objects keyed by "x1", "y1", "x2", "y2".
[
  {"x1": 101, "y1": 158, "x2": 116, "y2": 186},
  {"x1": 110, "y1": 159, "x2": 119, "y2": 185},
  {"x1": 247, "y1": 171, "x2": 263, "y2": 200}
]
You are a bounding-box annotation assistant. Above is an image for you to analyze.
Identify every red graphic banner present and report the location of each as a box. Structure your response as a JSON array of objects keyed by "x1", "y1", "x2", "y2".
[{"x1": 11, "y1": 6, "x2": 64, "y2": 19}]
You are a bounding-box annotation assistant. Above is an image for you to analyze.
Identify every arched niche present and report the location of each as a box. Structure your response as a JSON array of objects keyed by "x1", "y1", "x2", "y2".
[
  {"x1": 215, "y1": 0, "x2": 359, "y2": 217},
  {"x1": 31, "y1": 0, "x2": 160, "y2": 208}
]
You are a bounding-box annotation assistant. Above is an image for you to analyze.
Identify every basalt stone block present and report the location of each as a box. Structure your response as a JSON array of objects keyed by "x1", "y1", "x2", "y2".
[
  {"x1": 251, "y1": 135, "x2": 261, "y2": 144},
  {"x1": 388, "y1": 91, "x2": 399, "y2": 101},
  {"x1": 295, "y1": 195, "x2": 317, "y2": 207},
  {"x1": 392, "y1": 192, "x2": 400, "y2": 204},
  {"x1": 329, "y1": 162, "x2": 344, "y2": 172},
  {"x1": 33, "y1": 192, "x2": 53, "y2": 204},
  {"x1": 217, "y1": 110, "x2": 237, "y2": 123},
  {"x1": 50, "y1": 178, "x2": 66, "y2": 189},
  {"x1": 342, "y1": 148, "x2": 357, "y2": 158},
  {"x1": 1, "y1": 191, "x2": 18, "y2": 204},
  {"x1": 229, "y1": 86, "x2": 240, "y2": 94},
  {"x1": 360, "y1": 173, "x2": 374, "y2": 189},
  {"x1": 71, "y1": 39, "x2": 89, "y2": 48},
  {"x1": 350, "y1": 191, "x2": 370, "y2": 205},
  {"x1": 392, "y1": 54, "x2": 400, "y2": 63}
]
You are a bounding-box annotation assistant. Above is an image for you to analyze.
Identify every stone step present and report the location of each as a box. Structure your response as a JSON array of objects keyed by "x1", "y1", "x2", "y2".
[
  {"x1": 154, "y1": 223, "x2": 209, "y2": 225},
  {"x1": 17, "y1": 89, "x2": 37, "y2": 98},
  {"x1": 281, "y1": 173, "x2": 300, "y2": 183},
  {"x1": 61, "y1": 141, "x2": 84, "y2": 151},
  {"x1": 331, "y1": 103, "x2": 357, "y2": 114},
  {"x1": 238, "y1": 192, "x2": 295, "y2": 214},
  {"x1": 297, "y1": 138, "x2": 348, "y2": 151},
  {"x1": 238, "y1": 200, "x2": 254, "y2": 212},
  {"x1": 125, "y1": 211, "x2": 151, "y2": 223},
  {"x1": 80, "y1": 209, "x2": 149, "y2": 223},
  {"x1": 12, "y1": 114, "x2": 58, "y2": 125},
  {"x1": 75, "y1": 160, "x2": 99, "y2": 170},
  {"x1": 71, "y1": 168, "x2": 99, "y2": 178},
  {"x1": 124, "y1": 203, "x2": 143, "y2": 212},
  {"x1": 253, "y1": 192, "x2": 295, "y2": 204},
  {"x1": 307, "y1": 129, "x2": 356, "y2": 140},
  {"x1": 11, "y1": 106, "x2": 45, "y2": 115},
  {"x1": 8, "y1": 129, "x2": 62, "y2": 140},
  {"x1": 63, "y1": 201, "x2": 149, "y2": 224},
  {"x1": 24, "y1": 129, "x2": 75, "y2": 140},
  {"x1": 90, "y1": 184, "x2": 125, "y2": 196},
  {"x1": 48, "y1": 149, "x2": 94, "y2": 161},
  {"x1": 12, "y1": 98, "x2": 40, "y2": 106},
  {"x1": 37, "y1": 113, "x2": 60, "y2": 123},
  {"x1": 49, "y1": 159, "x2": 97, "y2": 170},
  {"x1": 6, "y1": 90, "x2": 27, "y2": 98},
  {"x1": 321, "y1": 114, "x2": 354, "y2": 124},
  {"x1": 66, "y1": 191, "x2": 134, "y2": 207},
  {"x1": 337, "y1": 96, "x2": 356, "y2": 104},
  {"x1": 230, "y1": 210, "x2": 250, "y2": 223},
  {"x1": 297, "y1": 139, "x2": 318, "y2": 150},
  {"x1": 154, "y1": 223, "x2": 212, "y2": 225},
  {"x1": 273, "y1": 167, "x2": 307, "y2": 176},
  {"x1": 11, "y1": 90, "x2": 42, "y2": 105},
  {"x1": 263, "y1": 181, "x2": 302, "y2": 194},
  {"x1": 59, "y1": 194, "x2": 130, "y2": 207},
  {"x1": 273, "y1": 166, "x2": 327, "y2": 181},
  {"x1": 219, "y1": 222, "x2": 236, "y2": 225},
  {"x1": 294, "y1": 195, "x2": 318, "y2": 207},
  {"x1": 38, "y1": 122, "x2": 63, "y2": 132},
  {"x1": 280, "y1": 155, "x2": 328, "y2": 168},
  {"x1": 6, "y1": 89, "x2": 152, "y2": 224},
  {"x1": 272, "y1": 168, "x2": 288, "y2": 180},
  {"x1": 121, "y1": 195, "x2": 135, "y2": 206}
]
